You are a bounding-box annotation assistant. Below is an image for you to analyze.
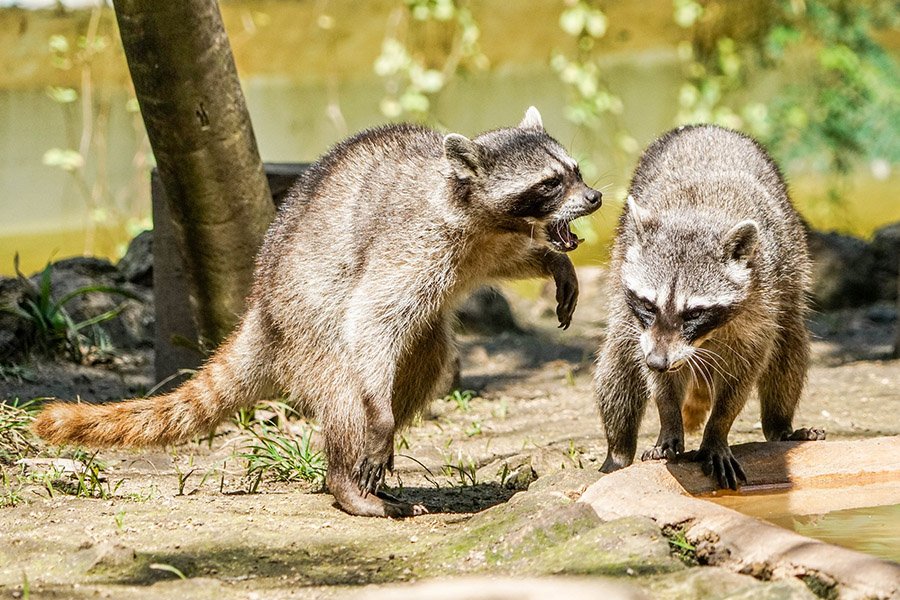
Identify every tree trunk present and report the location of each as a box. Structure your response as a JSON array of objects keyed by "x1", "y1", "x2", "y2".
[
  {"x1": 895, "y1": 257, "x2": 900, "y2": 359},
  {"x1": 112, "y1": 0, "x2": 274, "y2": 348}
]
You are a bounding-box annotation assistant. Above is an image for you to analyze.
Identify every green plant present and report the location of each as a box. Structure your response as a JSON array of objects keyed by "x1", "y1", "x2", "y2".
[
  {"x1": 664, "y1": 525, "x2": 698, "y2": 566},
  {"x1": 1, "y1": 469, "x2": 24, "y2": 508},
  {"x1": 565, "y1": 439, "x2": 584, "y2": 468},
  {"x1": 0, "y1": 365, "x2": 36, "y2": 384},
  {"x1": 43, "y1": 8, "x2": 152, "y2": 256},
  {"x1": 445, "y1": 389, "x2": 476, "y2": 412},
  {"x1": 114, "y1": 507, "x2": 126, "y2": 531},
  {"x1": 149, "y1": 563, "x2": 187, "y2": 580},
  {"x1": 441, "y1": 451, "x2": 477, "y2": 486},
  {"x1": 0, "y1": 399, "x2": 39, "y2": 464},
  {"x1": 3, "y1": 255, "x2": 141, "y2": 362},
  {"x1": 552, "y1": 0, "x2": 638, "y2": 197},
  {"x1": 171, "y1": 452, "x2": 197, "y2": 497},
  {"x1": 239, "y1": 407, "x2": 326, "y2": 489},
  {"x1": 30, "y1": 451, "x2": 124, "y2": 500},
  {"x1": 674, "y1": 0, "x2": 899, "y2": 200},
  {"x1": 464, "y1": 420, "x2": 482, "y2": 437},
  {"x1": 374, "y1": 0, "x2": 487, "y2": 121}
]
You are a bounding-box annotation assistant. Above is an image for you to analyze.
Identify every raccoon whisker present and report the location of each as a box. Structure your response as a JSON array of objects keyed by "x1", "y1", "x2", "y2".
[
  {"x1": 706, "y1": 339, "x2": 752, "y2": 371},
  {"x1": 693, "y1": 346, "x2": 732, "y2": 376},
  {"x1": 687, "y1": 354, "x2": 713, "y2": 391},
  {"x1": 686, "y1": 353, "x2": 714, "y2": 395},
  {"x1": 693, "y1": 349, "x2": 736, "y2": 382}
]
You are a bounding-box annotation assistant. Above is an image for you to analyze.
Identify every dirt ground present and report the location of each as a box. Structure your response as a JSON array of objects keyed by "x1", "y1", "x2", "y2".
[{"x1": 1, "y1": 266, "x2": 898, "y2": 598}]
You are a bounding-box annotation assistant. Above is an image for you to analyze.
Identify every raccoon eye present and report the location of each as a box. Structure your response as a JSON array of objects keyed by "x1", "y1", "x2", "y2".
[
  {"x1": 641, "y1": 299, "x2": 657, "y2": 314},
  {"x1": 683, "y1": 309, "x2": 703, "y2": 321},
  {"x1": 540, "y1": 175, "x2": 562, "y2": 192}
]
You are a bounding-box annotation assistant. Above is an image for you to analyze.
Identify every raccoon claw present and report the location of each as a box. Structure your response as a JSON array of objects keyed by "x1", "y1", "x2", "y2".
[
  {"x1": 352, "y1": 455, "x2": 390, "y2": 496},
  {"x1": 695, "y1": 445, "x2": 746, "y2": 491},
  {"x1": 782, "y1": 427, "x2": 826, "y2": 441},
  {"x1": 641, "y1": 438, "x2": 684, "y2": 462},
  {"x1": 552, "y1": 259, "x2": 578, "y2": 330}
]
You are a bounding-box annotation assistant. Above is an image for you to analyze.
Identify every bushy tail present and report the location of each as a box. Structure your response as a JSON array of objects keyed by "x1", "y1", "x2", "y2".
[
  {"x1": 33, "y1": 317, "x2": 268, "y2": 447},
  {"x1": 682, "y1": 379, "x2": 712, "y2": 433}
]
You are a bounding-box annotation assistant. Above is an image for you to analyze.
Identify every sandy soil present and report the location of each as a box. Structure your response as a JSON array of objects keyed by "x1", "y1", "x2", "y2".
[{"x1": 0, "y1": 267, "x2": 897, "y2": 598}]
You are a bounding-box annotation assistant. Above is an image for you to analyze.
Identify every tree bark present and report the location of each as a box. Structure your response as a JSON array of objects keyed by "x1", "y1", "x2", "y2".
[
  {"x1": 895, "y1": 257, "x2": 900, "y2": 359},
  {"x1": 113, "y1": 0, "x2": 274, "y2": 348}
]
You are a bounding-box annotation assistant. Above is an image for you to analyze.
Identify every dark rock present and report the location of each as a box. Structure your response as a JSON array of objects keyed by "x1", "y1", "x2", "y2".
[
  {"x1": 456, "y1": 286, "x2": 521, "y2": 335},
  {"x1": 0, "y1": 276, "x2": 31, "y2": 360},
  {"x1": 117, "y1": 230, "x2": 153, "y2": 287},
  {"x1": 807, "y1": 230, "x2": 879, "y2": 309},
  {"x1": 871, "y1": 222, "x2": 900, "y2": 302}
]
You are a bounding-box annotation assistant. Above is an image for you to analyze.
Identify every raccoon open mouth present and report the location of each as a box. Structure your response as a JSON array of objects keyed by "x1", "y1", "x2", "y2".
[{"x1": 547, "y1": 219, "x2": 583, "y2": 252}]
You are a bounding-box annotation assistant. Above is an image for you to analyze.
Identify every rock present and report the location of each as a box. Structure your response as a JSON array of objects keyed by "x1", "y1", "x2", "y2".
[
  {"x1": 31, "y1": 256, "x2": 154, "y2": 351},
  {"x1": 872, "y1": 221, "x2": 900, "y2": 301},
  {"x1": 807, "y1": 230, "x2": 879, "y2": 309},
  {"x1": 117, "y1": 230, "x2": 154, "y2": 287},
  {"x1": 451, "y1": 488, "x2": 601, "y2": 567},
  {"x1": 0, "y1": 276, "x2": 30, "y2": 360},
  {"x1": 84, "y1": 540, "x2": 137, "y2": 572},
  {"x1": 527, "y1": 468, "x2": 602, "y2": 495},
  {"x1": 644, "y1": 566, "x2": 817, "y2": 599},
  {"x1": 351, "y1": 576, "x2": 648, "y2": 600},
  {"x1": 456, "y1": 286, "x2": 521, "y2": 335},
  {"x1": 540, "y1": 516, "x2": 682, "y2": 576}
]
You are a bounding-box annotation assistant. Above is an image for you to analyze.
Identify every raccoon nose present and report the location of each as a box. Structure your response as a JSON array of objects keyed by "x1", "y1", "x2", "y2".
[
  {"x1": 646, "y1": 352, "x2": 669, "y2": 372},
  {"x1": 584, "y1": 188, "x2": 602, "y2": 206}
]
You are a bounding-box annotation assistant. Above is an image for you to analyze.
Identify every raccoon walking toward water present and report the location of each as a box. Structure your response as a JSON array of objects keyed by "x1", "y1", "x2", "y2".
[
  {"x1": 34, "y1": 107, "x2": 602, "y2": 517},
  {"x1": 594, "y1": 125, "x2": 824, "y2": 490}
]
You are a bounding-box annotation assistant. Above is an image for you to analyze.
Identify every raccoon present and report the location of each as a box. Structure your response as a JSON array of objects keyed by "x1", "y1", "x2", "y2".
[
  {"x1": 34, "y1": 107, "x2": 602, "y2": 517},
  {"x1": 594, "y1": 124, "x2": 824, "y2": 490}
]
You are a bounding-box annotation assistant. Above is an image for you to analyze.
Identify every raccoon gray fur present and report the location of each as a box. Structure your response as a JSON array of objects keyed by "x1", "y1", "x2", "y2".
[
  {"x1": 594, "y1": 124, "x2": 824, "y2": 490},
  {"x1": 34, "y1": 107, "x2": 602, "y2": 517}
]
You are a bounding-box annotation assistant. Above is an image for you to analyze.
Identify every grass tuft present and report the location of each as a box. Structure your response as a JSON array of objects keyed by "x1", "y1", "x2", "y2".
[
  {"x1": 0, "y1": 399, "x2": 40, "y2": 464},
  {"x1": 238, "y1": 402, "x2": 326, "y2": 491}
]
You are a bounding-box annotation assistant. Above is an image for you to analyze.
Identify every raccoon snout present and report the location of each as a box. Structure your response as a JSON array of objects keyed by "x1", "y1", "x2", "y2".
[
  {"x1": 583, "y1": 187, "x2": 602, "y2": 207},
  {"x1": 645, "y1": 352, "x2": 670, "y2": 372},
  {"x1": 645, "y1": 352, "x2": 685, "y2": 373}
]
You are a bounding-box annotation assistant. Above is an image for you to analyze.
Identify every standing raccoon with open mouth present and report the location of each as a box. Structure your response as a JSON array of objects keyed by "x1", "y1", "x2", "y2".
[
  {"x1": 595, "y1": 124, "x2": 824, "y2": 490},
  {"x1": 34, "y1": 107, "x2": 602, "y2": 517}
]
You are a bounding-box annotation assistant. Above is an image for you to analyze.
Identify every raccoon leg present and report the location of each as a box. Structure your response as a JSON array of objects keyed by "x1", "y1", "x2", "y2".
[
  {"x1": 596, "y1": 330, "x2": 649, "y2": 472},
  {"x1": 492, "y1": 249, "x2": 578, "y2": 329},
  {"x1": 641, "y1": 372, "x2": 687, "y2": 461},
  {"x1": 695, "y1": 379, "x2": 754, "y2": 490},
  {"x1": 758, "y1": 313, "x2": 825, "y2": 442},
  {"x1": 544, "y1": 252, "x2": 578, "y2": 329}
]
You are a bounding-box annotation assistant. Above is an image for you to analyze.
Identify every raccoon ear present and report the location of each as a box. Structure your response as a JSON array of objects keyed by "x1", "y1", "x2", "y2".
[
  {"x1": 723, "y1": 220, "x2": 759, "y2": 263},
  {"x1": 443, "y1": 133, "x2": 482, "y2": 180},
  {"x1": 626, "y1": 195, "x2": 655, "y2": 240},
  {"x1": 519, "y1": 106, "x2": 545, "y2": 131}
]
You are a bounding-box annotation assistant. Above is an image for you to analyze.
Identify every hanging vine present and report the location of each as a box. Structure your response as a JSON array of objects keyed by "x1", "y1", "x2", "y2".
[
  {"x1": 374, "y1": 0, "x2": 488, "y2": 122},
  {"x1": 550, "y1": 0, "x2": 638, "y2": 198}
]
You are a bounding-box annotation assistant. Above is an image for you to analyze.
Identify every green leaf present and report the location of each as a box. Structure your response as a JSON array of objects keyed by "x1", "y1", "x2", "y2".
[
  {"x1": 42, "y1": 149, "x2": 84, "y2": 172},
  {"x1": 46, "y1": 87, "x2": 78, "y2": 104}
]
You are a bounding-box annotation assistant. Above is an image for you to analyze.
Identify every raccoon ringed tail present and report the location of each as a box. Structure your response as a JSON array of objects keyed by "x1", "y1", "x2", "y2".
[
  {"x1": 682, "y1": 379, "x2": 712, "y2": 433},
  {"x1": 33, "y1": 322, "x2": 266, "y2": 448}
]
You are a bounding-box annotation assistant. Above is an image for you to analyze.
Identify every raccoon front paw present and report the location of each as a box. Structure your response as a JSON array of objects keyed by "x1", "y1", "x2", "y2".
[
  {"x1": 554, "y1": 269, "x2": 578, "y2": 330},
  {"x1": 694, "y1": 444, "x2": 747, "y2": 490},
  {"x1": 352, "y1": 447, "x2": 394, "y2": 496},
  {"x1": 545, "y1": 252, "x2": 578, "y2": 329},
  {"x1": 641, "y1": 437, "x2": 684, "y2": 462},
  {"x1": 781, "y1": 427, "x2": 826, "y2": 441}
]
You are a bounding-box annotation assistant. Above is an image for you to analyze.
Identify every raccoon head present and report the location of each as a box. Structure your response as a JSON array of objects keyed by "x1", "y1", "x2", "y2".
[
  {"x1": 442, "y1": 107, "x2": 602, "y2": 252},
  {"x1": 620, "y1": 196, "x2": 759, "y2": 373}
]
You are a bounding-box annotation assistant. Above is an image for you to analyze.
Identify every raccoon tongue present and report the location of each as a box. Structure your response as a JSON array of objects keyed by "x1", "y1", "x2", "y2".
[{"x1": 548, "y1": 220, "x2": 581, "y2": 252}]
